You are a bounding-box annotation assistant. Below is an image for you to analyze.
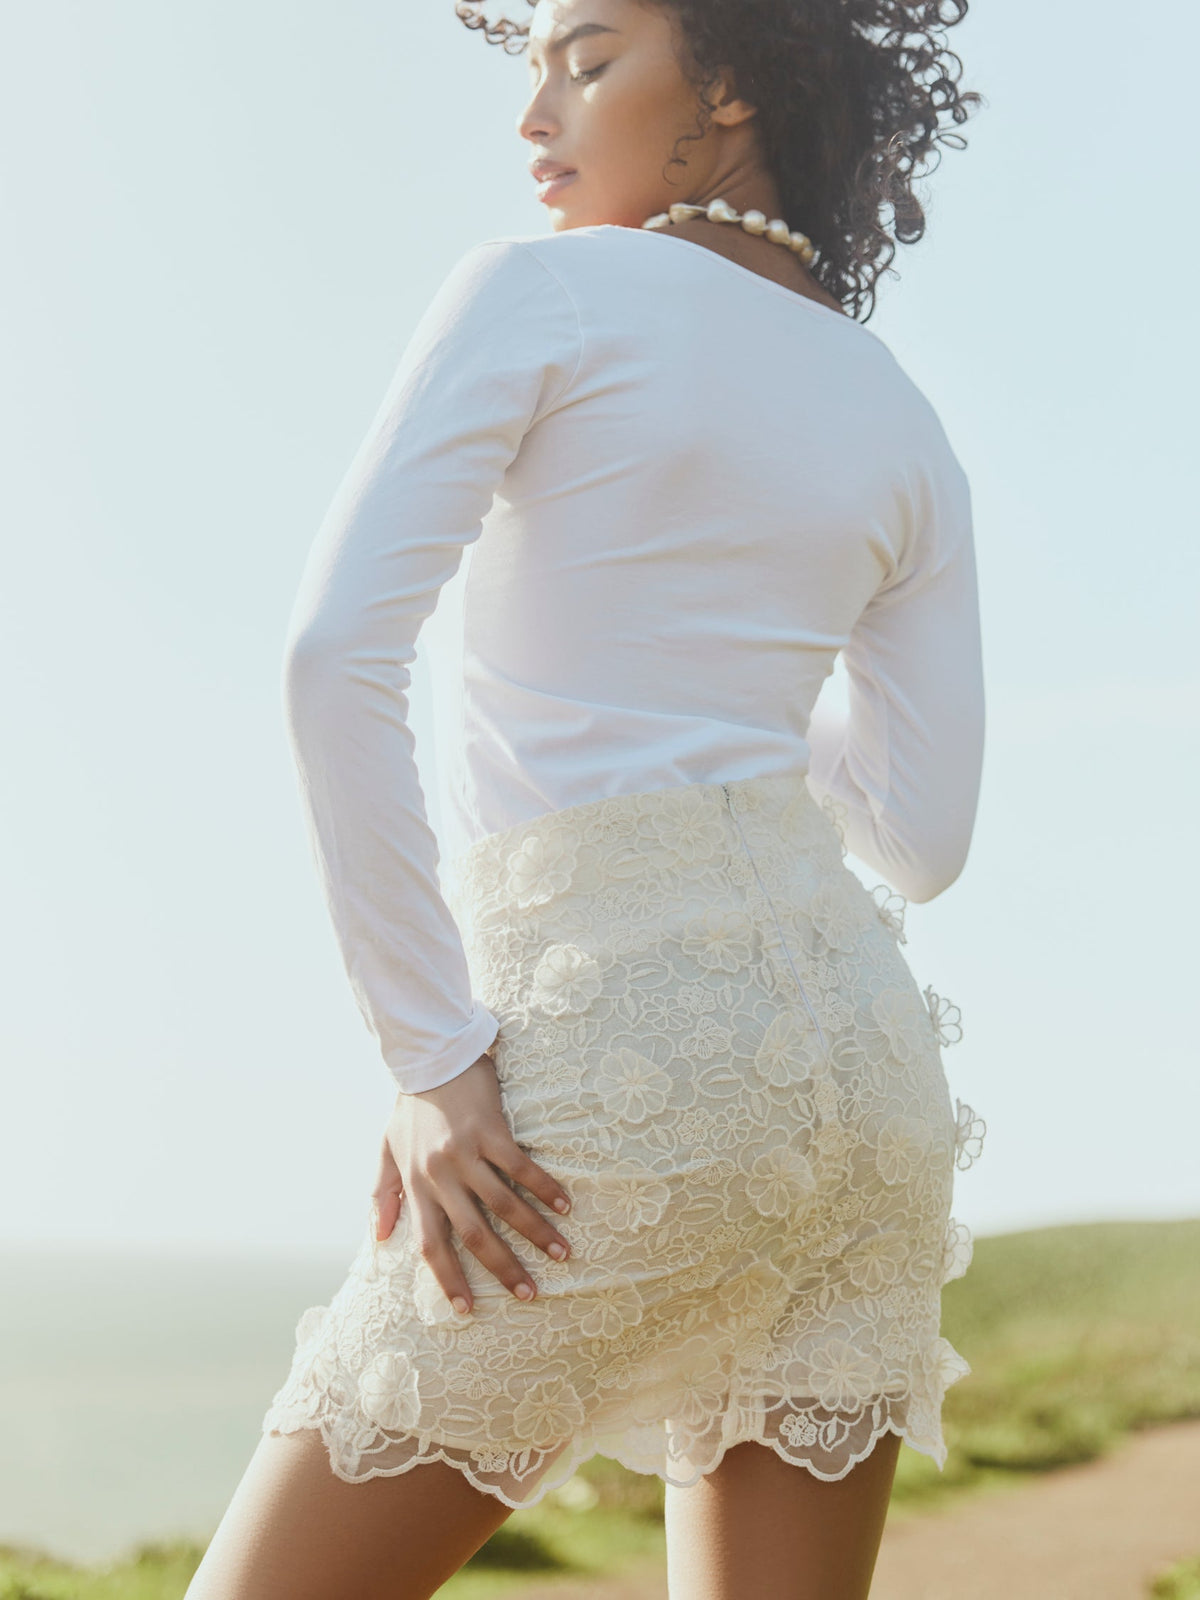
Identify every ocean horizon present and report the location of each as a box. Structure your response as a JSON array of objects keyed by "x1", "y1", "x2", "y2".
[{"x1": 0, "y1": 1242, "x2": 354, "y2": 1565}]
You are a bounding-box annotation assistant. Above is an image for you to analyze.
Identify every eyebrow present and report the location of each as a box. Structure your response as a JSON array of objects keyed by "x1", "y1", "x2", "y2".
[{"x1": 527, "y1": 22, "x2": 620, "y2": 62}]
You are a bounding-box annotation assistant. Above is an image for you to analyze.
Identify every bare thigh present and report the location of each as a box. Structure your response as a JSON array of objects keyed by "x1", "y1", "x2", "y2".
[
  {"x1": 663, "y1": 1429, "x2": 901, "y2": 1600},
  {"x1": 183, "y1": 1426, "x2": 563, "y2": 1600}
]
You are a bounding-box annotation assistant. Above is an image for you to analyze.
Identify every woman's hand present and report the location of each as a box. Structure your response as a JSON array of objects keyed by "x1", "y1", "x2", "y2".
[{"x1": 370, "y1": 1052, "x2": 572, "y2": 1316}]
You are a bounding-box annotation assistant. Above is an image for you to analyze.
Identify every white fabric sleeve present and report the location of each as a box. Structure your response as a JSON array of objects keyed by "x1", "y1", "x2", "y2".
[
  {"x1": 803, "y1": 465, "x2": 985, "y2": 904},
  {"x1": 281, "y1": 238, "x2": 583, "y2": 1094}
]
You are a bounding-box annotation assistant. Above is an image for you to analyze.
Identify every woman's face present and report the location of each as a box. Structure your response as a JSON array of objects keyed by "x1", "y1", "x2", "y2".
[{"x1": 518, "y1": 0, "x2": 749, "y2": 230}]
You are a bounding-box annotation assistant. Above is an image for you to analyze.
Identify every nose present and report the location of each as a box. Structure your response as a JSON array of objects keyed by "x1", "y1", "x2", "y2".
[{"x1": 516, "y1": 80, "x2": 559, "y2": 144}]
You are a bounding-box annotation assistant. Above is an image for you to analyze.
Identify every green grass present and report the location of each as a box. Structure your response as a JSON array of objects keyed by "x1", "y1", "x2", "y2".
[
  {"x1": 2, "y1": 1218, "x2": 1197, "y2": 1598},
  {"x1": 0, "y1": 1539, "x2": 207, "y2": 1599},
  {"x1": 1148, "y1": 1555, "x2": 1200, "y2": 1598},
  {"x1": 934, "y1": 1218, "x2": 1200, "y2": 1486}
]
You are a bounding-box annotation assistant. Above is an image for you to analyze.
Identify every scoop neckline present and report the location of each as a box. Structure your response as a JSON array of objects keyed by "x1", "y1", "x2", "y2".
[{"x1": 590, "y1": 222, "x2": 885, "y2": 342}]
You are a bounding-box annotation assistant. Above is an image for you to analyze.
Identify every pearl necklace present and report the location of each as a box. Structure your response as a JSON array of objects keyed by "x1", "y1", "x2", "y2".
[{"x1": 642, "y1": 197, "x2": 816, "y2": 265}]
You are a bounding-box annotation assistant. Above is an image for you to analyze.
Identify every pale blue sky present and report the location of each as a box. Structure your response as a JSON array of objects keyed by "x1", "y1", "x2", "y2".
[{"x1": 2, "y1": 0, "x2": 1196, "y2": 1258}]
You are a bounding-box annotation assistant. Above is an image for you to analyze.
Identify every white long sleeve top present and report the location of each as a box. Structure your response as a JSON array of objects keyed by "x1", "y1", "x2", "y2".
[{"x1": 282, "y1": 224, "x2": 985, "y2": 1096}]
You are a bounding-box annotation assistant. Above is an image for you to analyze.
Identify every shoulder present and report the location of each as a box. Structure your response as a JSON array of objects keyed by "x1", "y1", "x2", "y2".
[
  {"x1": 424, "y1": 231, "x2": 601, "y2": 327},
  {"x1": 443, "y1": 229, "x2": 591, "y2": 283},
  {"x1": 401, "y1": 235, "x2": 583, "y2": 410},
  {"x1": 449, "y1": 225, "x2": 632, "y2": 300},
  {"x1": 403, "y1": 234, "x2": 587, "y2": 365}
]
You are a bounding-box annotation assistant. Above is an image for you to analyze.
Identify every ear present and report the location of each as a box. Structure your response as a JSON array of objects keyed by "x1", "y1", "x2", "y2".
[{"x1": 707, "y1": 66, "x2": 759, "y2": 128}]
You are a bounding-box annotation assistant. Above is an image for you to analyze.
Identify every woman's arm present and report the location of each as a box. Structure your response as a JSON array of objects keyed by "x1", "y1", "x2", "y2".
[
  {"x1": 804, "y1": 465, "x2": 985, "y2": 904},
  {"x1": 281, "y1": 239, "x2": 582, "y2": 1094}
]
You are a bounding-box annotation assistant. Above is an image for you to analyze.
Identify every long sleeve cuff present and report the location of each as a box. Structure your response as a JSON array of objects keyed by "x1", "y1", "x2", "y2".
[{"x1": 386, "y1": 1002, "x2": 502, "y2": 1096}]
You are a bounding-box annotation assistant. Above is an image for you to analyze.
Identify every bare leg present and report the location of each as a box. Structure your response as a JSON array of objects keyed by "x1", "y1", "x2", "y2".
[
  {"x1": 184, "y1": 1426, "x2": 562, "y2": 1600},
  {"x1": 663, "y1": 1430, "x2": 902, "y2": 1600}
]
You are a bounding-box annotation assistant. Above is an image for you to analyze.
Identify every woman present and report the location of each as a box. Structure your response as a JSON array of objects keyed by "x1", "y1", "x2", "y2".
[{"x1": 186, "y1": 0, "x2": 987, "y2": 1595}]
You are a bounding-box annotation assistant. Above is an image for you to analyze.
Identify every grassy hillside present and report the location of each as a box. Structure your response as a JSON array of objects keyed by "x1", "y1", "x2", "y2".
[
  {"x1": 1149, "y1": 1555, "x2": 1200, "y2": 1598},
  {"x1": 934, "y1": 1218, "x2": 1200, "y2": 1486},
  {"x1": 2, "y1": 1217, "x2": 1197, "y2": 1598}
]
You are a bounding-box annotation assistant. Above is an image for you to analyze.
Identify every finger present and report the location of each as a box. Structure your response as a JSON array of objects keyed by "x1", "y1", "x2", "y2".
[
  {"x1": 410, "y1": 1187, "x2": 478, "y2": 1316},
  {"x1": 472, "y1": 1165, "x2": 571, "y2": 1261},
  {"x1": 378, "y1": 1129, "x2": 403, "y2": 1185},
  {"x1": 372, "y1": 1135, "x2": 404, "y2": 1242},
  {"x1": 437, "y1": 1185, "x2": 540, "y2": 1304},
  {"x1": 485, "y1": 1133, "x2": 572, "y2": 1218},
  {"x1": 372, "y1": 1185, "x2": 403, "y2": 1242}
]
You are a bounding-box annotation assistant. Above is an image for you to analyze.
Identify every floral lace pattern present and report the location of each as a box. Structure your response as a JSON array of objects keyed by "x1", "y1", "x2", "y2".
[{"x1": 261, "y1": 770, "x2": 985, "y2": 1506}]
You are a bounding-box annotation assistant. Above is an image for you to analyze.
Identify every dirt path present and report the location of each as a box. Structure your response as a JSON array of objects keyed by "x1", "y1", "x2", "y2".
[
  {"x1": 521, "y1": 1418, "x2": 1200, "y2": 1600},
  {"x1": 871, "y1": 1418, "x2": 1200, "y2": 1600}
]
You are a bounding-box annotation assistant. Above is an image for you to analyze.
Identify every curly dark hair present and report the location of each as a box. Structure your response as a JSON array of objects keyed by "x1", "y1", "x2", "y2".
[{"x1": 454, "y1": 0, "x2": 984, "y2": 322}]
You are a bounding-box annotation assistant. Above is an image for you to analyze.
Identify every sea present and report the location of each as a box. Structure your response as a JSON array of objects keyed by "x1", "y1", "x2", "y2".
[{"x1": 0, "y1": 1244, "x2": 352, "y2": 1565}]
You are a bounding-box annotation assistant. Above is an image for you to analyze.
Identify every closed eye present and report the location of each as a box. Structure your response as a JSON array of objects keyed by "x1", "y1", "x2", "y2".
[{"x1": 570, "y1": 63, "x2": 608, "y2": 83}]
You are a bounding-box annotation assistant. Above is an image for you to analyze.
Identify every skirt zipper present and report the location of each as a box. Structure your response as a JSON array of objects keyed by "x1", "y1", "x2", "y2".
[{"x1": 721, "y1": 783, "x2": 831, "y2": 1059}]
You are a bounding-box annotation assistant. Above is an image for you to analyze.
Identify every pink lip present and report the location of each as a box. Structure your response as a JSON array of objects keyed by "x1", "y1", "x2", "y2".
[{"x1": 536, "y1": 171, "x2": 578, "y2": 203}]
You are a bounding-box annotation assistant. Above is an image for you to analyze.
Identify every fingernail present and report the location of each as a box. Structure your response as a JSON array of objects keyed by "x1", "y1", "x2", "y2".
[
  {"x1": 515, "y1": 1282, "x2": 534, "y2": 1300},
  {"x1": 451, "y1": 1296, "x2": 470, "y2": 1315},
  {"x1": 548, "y1": 1241, "x2": 567, "y2": 1259},
  {"x1": 554, "y1": 1197, "x2": 570, "y2": 1213}
]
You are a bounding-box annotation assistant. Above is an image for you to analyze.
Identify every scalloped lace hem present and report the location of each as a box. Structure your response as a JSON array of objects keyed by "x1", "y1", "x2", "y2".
[{"x1": 262, "y1": 1354, "x2": 971, "y2": 1511}]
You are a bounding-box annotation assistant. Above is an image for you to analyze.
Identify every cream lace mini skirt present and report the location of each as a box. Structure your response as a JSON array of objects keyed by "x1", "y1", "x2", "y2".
[{"x1": 261, "y1": 770, "x2": 986, "y2": 1508}]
